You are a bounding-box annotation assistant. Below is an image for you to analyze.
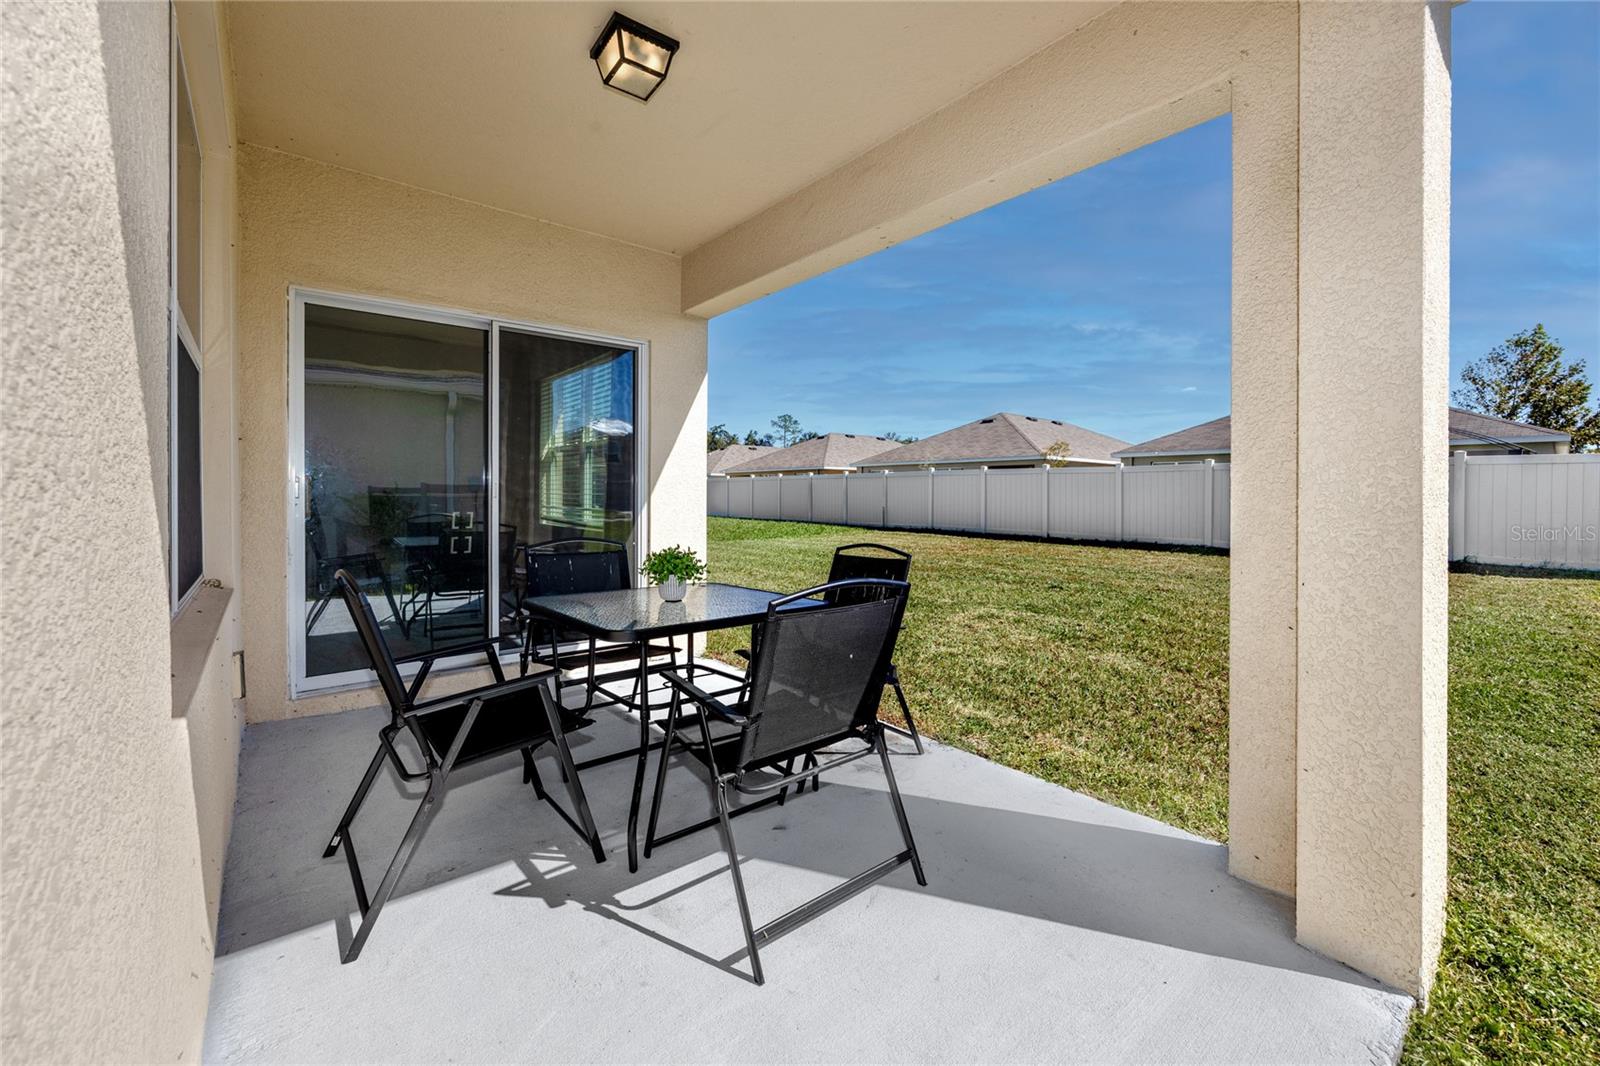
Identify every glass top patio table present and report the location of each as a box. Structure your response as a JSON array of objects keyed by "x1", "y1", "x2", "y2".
[
  {"x1": 524, "y1": 582, "x2": 818, "y2": 642},
  {"x1": 524, "y1": 581, "x2": 820, "y2": 872}
]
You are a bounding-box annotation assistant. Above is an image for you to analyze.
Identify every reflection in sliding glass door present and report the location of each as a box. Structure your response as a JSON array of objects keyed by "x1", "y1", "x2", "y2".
[
  {"x1": 495, "y1": 327, "x2": 637, "y2": 649},
  {"x1": 301, "y1": 302, "x2": 489, "y2": 681}
]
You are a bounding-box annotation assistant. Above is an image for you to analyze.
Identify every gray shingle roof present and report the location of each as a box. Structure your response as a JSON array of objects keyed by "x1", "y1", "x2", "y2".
[
  {"x1": 720, "y1": 433, "x2": 898, "y2": 474},
  {"x1": 707, "y1": 444, "x2": 775, "y2": 475},
  {"x1": 1109, "y1": 416, "x2": 1233, "y2": 458},
  {"x1": 1446, "y1": 408, "x2": 1571, "y2": 445},
  {"x1": 1112, "y1": 409, "x2": 1572, "y2": 457},
  {"x1": 858, "y1": 412, "x2": 1130, "y2": 467}
]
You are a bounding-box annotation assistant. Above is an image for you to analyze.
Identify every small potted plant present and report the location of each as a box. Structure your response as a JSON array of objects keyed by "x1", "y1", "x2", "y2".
[{"x1": 639, "y1": 545, "x2": 707, "y2": 602}]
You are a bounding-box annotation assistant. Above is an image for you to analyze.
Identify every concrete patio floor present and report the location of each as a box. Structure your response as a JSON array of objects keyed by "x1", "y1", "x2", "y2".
[{"x1": 205, "y1": 664, "x2": 1412, "y2": 1064}]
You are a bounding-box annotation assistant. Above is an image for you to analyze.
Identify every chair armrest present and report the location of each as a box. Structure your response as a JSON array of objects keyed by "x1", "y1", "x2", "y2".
[
  {"x1": 734, "y1": 649, "x2": 750, "y2": 662},
  {"x1": 661, "y1": 670, "x2": 749, "y2": 725},
  {"x1": 406, "y1": 671, "x2": 551, "y2": 719}
]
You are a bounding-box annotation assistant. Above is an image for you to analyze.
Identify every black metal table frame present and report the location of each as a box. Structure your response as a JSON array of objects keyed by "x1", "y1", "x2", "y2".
[{"x1": 524, "y1": 584, "x2": 815, "y2": 873}]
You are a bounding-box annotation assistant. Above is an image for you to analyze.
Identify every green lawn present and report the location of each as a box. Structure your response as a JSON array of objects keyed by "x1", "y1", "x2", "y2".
[{"x1": 705, "y1": 517, "x2": 1599, "y2": 1064}]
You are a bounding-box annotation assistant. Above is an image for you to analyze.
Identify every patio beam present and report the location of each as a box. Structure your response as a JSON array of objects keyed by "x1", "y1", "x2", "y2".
[{"x1": 679, "y1": 1, "x2": 1295, "y2": 318}]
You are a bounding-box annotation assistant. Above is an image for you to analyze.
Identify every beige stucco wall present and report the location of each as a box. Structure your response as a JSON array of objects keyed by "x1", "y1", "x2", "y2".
[
  {"x1": 1296, "y1": 0, "x2": 1450, "y2": 994},
  {"x1": 236, "y1": 144, "x2": 708, "y2": 721},
  {"x1": 1, "y1": 2, "x2": 213, "y2": 1060},
  {"x1": 175, "y1": 0, "x2": 247, "y2": 938}
]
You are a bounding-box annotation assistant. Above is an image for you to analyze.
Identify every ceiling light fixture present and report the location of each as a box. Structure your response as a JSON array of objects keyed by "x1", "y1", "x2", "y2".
[{"x1": 590, "y1": 11, "x2": 679, "y2": 102}]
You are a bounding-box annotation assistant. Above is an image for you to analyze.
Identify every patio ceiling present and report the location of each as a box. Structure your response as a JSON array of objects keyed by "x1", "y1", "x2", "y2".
[{"x1": 224, "y1": 1, "x2": 1113, "y2": 255}]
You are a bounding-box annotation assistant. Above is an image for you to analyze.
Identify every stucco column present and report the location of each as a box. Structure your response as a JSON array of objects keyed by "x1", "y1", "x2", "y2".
[
  {"x1": 1295, "y1": 1, "x2": 1450, "y2": 996},
  {"x1": 1227, "y1": 3, "x2": 1301, "y2": 898}
]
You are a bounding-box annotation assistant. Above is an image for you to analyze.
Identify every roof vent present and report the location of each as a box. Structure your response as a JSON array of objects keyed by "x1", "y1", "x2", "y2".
[
  {"x1": 1052, "y1": 420, "x2": 1063, "y2": 425},
  {"x1": 1025, "y1": 416, "x2": 1038, "y2": 421},
  {"x1": 979, "y1": 418, "x2": 994, "y2": 424}
]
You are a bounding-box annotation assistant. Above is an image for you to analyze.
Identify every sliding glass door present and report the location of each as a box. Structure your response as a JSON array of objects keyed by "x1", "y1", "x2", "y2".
[
  {"x1": 300, "y1": 302, "x2": 490, "y2": 682},
  {"x1": 293, "y1": 293, "x2": 641, "y2": 693}
]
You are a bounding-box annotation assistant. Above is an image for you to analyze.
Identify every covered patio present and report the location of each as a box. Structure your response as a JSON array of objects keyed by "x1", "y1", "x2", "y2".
[
  {"x1": 5, "y1": 1, "x2": 1451, "y2": 1061},
  {"x1": 206, "y1": 668, "x2": 1409, "y2": 1063}
]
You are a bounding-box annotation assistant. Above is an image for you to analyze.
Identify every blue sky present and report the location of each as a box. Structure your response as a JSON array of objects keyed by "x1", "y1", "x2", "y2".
[{"x1": 708, "y1": 2, "x2": 1600, "y2": 446}]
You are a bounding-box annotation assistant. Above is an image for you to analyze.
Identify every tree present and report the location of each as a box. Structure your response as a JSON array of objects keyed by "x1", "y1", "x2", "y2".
[
  {"x1": 707, "y1": 423, "x2": 736, "y2": 452},
  {"x1": 882, "y1": 431, "x2": 919, "y2": 443},
  {"x1": 742, "y1": 429, "x2": 775, "y2": 447},
  {"x1": 1042, "y1": 440, "x2": 1074, "y2": 468},
  {"x1": 1454, "y1": 324, "x2": 1599, "y2": 452},
  {"x1": 770, "y1": 413, "x2": 805, "y2": 447},
  {"x1": 796, "y1": 430, "x2": 822, "y2": 442}
]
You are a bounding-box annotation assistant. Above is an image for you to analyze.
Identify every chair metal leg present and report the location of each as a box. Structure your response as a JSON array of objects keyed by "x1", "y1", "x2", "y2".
[
  {"x1": 536, "y1": 681, "x2": 605, "y2": 863},
  {"x1": 323, "y1": 743, "x2": 386, "y2": 858},
  {"x1": 341, "y1": 775, "x2": 445, "y2": 964},
  {"x1": 885, "y1": 673, "x2": 925, "y2": 755},
  {"x1": 581, "y1": 639, "x2": 599, "y2": 713},
  {"x1": 643, "y1": 687, "x2": 684, "y2": 859},
  {"x1": 713, "y1": 774, "x2": 764, "y2": 986},
  {"x1": 338, "y1": 699, "x2": 487, "y2": 964},
  {"x1": 876, "y1": 731, "x2": 927, "y2": 886},
  {"x1": 778, "y1": 756, "x2": 794, "y2": 806},
  {"x1": 524, "y1": 750, "x2": 547, "y2": 798}
]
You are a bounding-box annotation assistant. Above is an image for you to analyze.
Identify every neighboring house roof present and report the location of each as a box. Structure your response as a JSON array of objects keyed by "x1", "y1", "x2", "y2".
[
  {"x1": 707, "y1": 444, "x2": 775, "y2": 475},
  {"x1": 859, "y1": 412, "x2": 1131, "y2": 468},
  {"x1": 720, "y1": 433, "x2": 897, "y2": 474},
  {"x1": 1112, "y1": 408, "x2": 1572, "y2": 459},
  {"x1": 1109, "y1": 415, "x2": 1234, "y2": 459},
  {"x1": 1445, "y1": 407, "x2": 1572, "y2": 447}
]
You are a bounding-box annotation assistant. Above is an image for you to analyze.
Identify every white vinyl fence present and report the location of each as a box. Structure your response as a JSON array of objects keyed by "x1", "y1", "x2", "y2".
[
  {"x1": 1449, "y1": 452, "x2": 1600, "y2": 570},
  {"x1": 709, "y1": 462, "x2": 1232, "y2": 548},
  {"x1": 709, "y1": 452, "x2": 1600, "y2": 570}
]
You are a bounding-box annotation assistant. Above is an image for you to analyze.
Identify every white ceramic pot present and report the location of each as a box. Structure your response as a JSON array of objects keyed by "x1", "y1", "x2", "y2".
[{"x1": 658, "y1": 576, "x2": 687, "y2": 602}]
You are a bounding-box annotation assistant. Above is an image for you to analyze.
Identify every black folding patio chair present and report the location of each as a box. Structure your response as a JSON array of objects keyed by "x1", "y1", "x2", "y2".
[
  {"x1": 644, "y1": 578, "x2": 927, "y2": 985},
  {"x1": 518, "y1": 538, "x2": 678, "y2": 712},
  {"x1": 321, "y1": 568, "x2": 605, "y2": 964},
  {"x1": 737, "y1": 543, "x2": 923, "y2": 754}
]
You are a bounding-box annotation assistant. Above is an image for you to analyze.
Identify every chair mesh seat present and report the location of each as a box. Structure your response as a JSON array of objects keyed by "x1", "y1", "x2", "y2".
[{"x1": 413, "y1": 691, "x2": 591, "y2": 768}]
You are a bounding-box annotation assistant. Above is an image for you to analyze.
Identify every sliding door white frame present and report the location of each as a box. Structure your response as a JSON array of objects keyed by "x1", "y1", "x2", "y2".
[{"x1": 287, "y1": 286, "x2": 650, "y2": 698}]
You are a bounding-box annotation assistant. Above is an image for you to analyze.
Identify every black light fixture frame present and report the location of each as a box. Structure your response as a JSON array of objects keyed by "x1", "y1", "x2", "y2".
[{"x1": 589, "y1": 11, "x2": 680, "y2": 102}]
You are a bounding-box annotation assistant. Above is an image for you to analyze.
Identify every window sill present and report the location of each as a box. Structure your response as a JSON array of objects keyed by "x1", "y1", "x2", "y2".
[{"x1": 171, "y1": 582, "x2": 234, "y2": 719}]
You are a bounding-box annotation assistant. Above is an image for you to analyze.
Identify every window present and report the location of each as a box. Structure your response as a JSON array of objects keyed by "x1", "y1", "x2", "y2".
[
  {"x1": 171, "y1": 22, "x2": 203, "y2": 608},
  {"x1": 536, "y1": 351, "x2": 634, "y2": 532}
]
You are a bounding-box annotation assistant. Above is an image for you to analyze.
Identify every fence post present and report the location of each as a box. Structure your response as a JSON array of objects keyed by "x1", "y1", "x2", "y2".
[
  {"x1": 1115, "y1": 463, "x2": 1125, "y2": 542},
  {"x1": 979, "y1": 466, "x2": 988, "y2": 533},
  {"x1": 1041, "y1": 463, "x2": 1050, "y2": 539},
  {"x1": 928, "y1": 467, "x2": 936, "y2": 529},
  {"x1": 1204, "y1": 460, "x2": 1216, "y2": 548},
  {"x1": 808, "y1": 472, "x2": 815, "y2": 523},
  {"x1": 841, "y1": 470, "x2": 849, "y2": 526},
  {"x1": 1450, "y1": 450, "x2": 1468, "y2": 561}
]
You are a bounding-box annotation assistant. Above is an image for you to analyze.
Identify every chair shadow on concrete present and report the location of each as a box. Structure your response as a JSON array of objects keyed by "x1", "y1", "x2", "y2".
[{"x1": 217, "y1": 696, "x2": 1386, "y2": 993}]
